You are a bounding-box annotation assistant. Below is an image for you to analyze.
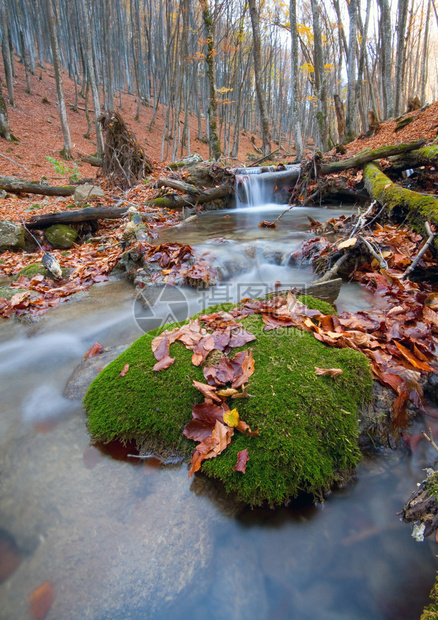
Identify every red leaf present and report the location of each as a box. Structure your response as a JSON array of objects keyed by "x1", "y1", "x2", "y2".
[
  {"x1": 192, "y1": 401, "x2": 229, "y2": 425},
  {"x1": 84, "y1": 341, "x2": 105, "y2": 359},
  {"x1": 183, "y1": 418, "x2": 216, "y2": 442},
  {"x1": 233, "y1": 448, "x2": 249, "y2": 473},
  {"x1": 119, "y1": 363, "x2": 130, "y2": 377}
]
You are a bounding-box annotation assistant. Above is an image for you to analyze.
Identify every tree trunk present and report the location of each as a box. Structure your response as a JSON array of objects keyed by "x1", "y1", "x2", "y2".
[
  {"x1": 289, "y1": 0, "x2": 303, "y2": 160},
  {"x1": 77, "y1": 0, "x2": 104, "y2": 156},
  {"x1": 310, "y1": 0, "x2": 328, "y2": 151},
  {"x1": 0, "y1": 81, "x2": 11, "y2": 140},
  {"x1": 0, "y1": 175, "x2": 75, "y2": 195},
  {"x1": 46, "y1": 0, "x2": 73, "y2": 159},
  {"x1": 248, "y1": 0, "x2": 271, "y2": 157},
  {"x1": 199, "y1": 0, "x2": 221, "y2": 161},
  {"x1": 346, "y1": 0, "x2": 358, "y2": 139},
  {"x1": 334, "y1": 94, "x2": 346, "y2": 143},
  {"x1": 1, "y1": 0, "x2": 14, "y2": 106},
  {"x1": 394, "y1": 0, "x2": 409, "y2": 115},
  {"x1": 377, "y1": 0, "x2": 394, "y2": 119}
]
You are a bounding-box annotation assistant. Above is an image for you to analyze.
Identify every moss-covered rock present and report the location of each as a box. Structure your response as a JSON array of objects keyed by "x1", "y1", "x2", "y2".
[
  {"x1": 84, "y1": 301, "x2": 372, "y2": 506},
  {"x1": 45, "y1": 224, "x2": 78, "y2": 249},
  {"x1": 0, "y1": 286, "x2": 27, "y2": 300},
  {"x1": 16, "y1": 262, "x2": 70, "y2": 280}
]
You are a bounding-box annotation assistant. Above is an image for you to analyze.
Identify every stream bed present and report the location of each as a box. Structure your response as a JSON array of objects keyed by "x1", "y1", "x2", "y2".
[{"x1": 1, "y1": 204, "x2": 438, "y2": 619}]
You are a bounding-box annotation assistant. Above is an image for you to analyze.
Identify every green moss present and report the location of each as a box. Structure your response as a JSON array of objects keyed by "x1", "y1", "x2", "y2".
[
  {"x1": 16, "y1": 262, "x2": 70, "y2": 280},
  {"x1": 297, "y1": 294, "x2": 337, "y2": 316},
  {"x1": 84, "y1": 301, "x2": 372, "y2": 506},
  {"x1": 0, "y1": 286, "x2": 27, "y2": 300},
  {"x1": 363, "y1": 162, "x2": 438, "y2": 247},
  {"x1": 421, "y1": 574, "x2": 438, "y2": 619},
  {"x1": 45, "y1": 224, "x2": 78, "y2": 249}
]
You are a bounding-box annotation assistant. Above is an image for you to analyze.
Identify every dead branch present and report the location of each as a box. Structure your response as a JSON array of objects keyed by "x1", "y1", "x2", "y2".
[{"x1": 401, "y1": 222, "x2": 436, "y2": 280}]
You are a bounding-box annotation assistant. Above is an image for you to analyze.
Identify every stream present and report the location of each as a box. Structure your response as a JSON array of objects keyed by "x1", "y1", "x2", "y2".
[{"x1": 1, "y1": 181, "x2": 438, "y2": 619}]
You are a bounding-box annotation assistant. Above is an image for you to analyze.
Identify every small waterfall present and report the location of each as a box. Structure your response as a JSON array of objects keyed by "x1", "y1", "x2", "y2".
[{"x1": 234, "y1": 165, "x2": 300, "y2": 208}]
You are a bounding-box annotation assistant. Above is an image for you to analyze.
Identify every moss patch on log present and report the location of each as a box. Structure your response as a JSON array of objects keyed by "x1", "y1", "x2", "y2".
[
  {"x1": 84, "y1": 300, "x2": 372, "y2": 506},
  {"x1": 363, "y1": 162, "x2": 438, "y2": 244}
]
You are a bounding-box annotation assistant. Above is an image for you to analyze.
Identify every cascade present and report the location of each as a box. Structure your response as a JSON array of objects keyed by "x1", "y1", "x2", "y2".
[{"x1": 234, "y1": 165, "x2": 301, "y2": 208}]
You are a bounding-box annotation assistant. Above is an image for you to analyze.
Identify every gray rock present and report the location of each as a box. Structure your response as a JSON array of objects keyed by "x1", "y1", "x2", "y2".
[
  {"x1": 45, "y1": 224, "x2": 78, "y2": 249},
  {"x1": 74, "y1": 183, "x2": 105, "y2": 204},
  {"x1": 0, "y1": 220, "x2": 25, "y2": 250},
  {"x1": 64, "y1": 344, "x2": 130, "y2": 400}
]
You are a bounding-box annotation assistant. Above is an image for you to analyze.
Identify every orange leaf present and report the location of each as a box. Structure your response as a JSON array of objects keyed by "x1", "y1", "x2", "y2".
[
  {"x1": 119, "y1": 363, "x2": 130, "y2": 377},
  {"x1": 30, "y1": 581, "x2": 54, "y2": 620},
  {"x1": 84, "y1": 341, "x2": 105, "y2": 359},
  {"x1": 192, "y1": 379, "x2": 221, "y2": 402}
]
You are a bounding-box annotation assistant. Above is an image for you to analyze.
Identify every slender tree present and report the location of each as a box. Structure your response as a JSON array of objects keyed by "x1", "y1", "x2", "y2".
[
  {"x1": 45, "y1": 0, "x2": 72, "y2": 159},
  {"x1": 289, "y1": 0, "x2": 303, "y2": 160},
  {"x1": 248, "y1": 0, "x2": 271, "y2": 157},
  {"x1": 199, "y1": 0, "x2": 221, "y2": 160}
]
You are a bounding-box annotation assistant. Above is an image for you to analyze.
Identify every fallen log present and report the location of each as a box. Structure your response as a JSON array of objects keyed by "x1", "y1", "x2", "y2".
[
  {"x1": 319, "y1": 139, "x2": 426, "y2": 175},
  {"x1": 363, "y1": 162, "x2": 438, "y2": 243},
  {"x1": 26, "y1": 206, "x2": 129, "y2": 229},
  {"x1": 0, "y1": 174, "x2": 75, "y2": 196},
  {"x1": 387, "y1": 145, "x2": 438, "y2": 172},
  {"x1": 398, "y1": 468, "x2": 438, "y2": 541},
  {"x1": 150, "y1": 181, "x2": 233, "y2": 209},
  {"x1": 155, "y1": 178, "x2": 202, "y2": 196}
]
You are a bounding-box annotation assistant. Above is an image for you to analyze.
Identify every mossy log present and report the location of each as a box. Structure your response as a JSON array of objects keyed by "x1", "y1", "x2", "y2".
[
  {"x1": 363, "y1": 161, "x2": 438, "y2": 241},
  {"x1": 155, "y1": 178, "x2": 202, "y2": 196},
  {"x1": 149, "y1": 181, "x2": 233, "y2": 210},
  {"x1": 387, "y1": 145, "x2": 438, "y2": 172},
  {"x1": 0, "y1": 174, "x2": 75, "y2": 196},
  {"x1": 319, "y1": 139, "x2": 426, "y2": 175},
  {"x1": 83, "y1": 301, "x2": 372, "y2": 507}
]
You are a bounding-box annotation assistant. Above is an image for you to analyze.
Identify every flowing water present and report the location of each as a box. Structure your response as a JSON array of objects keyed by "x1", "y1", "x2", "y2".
[{"x1": 0, "y1": 181, "x2": 437, "y2": 619}]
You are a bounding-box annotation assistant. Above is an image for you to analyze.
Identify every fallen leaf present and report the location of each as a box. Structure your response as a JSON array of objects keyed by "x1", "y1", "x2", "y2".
[
  {"x1": 233, "y1": 448, "x2": 249, "y2": 473},
  {"x1": 315, "y1": 367, "x2": 343, "y2": 377},
  {"x1": 188, "y1": 420, "x2": 234, "y2": 476},
  {"x1": 84, "y1": 341, "x2": 105, "y2": 359},
  {"x1": 236, "y1": 419, "x2": 259, "y2": 436},
  {"x1": 119, "y1": 363, "x2": 130, "y2": 377},
  {"x1": 152, "y1": 355, "x2": 175, "y2": 371},
  {"x1": 338, "y1": 237, "x2": 357, "y2": 249},
  {"x1": 223, "y1": 408, "x2": 239, "y2": 427},
  {"x1": 192, "y1": 380, "x2": 222, "y2": 402},
  {"x1": 30, "y1": 581, "x2": 54, "y2": 620}
]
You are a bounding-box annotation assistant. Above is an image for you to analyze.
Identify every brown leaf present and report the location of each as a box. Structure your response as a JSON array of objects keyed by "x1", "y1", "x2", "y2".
[
  {"x1": 30, "y1": 581, "x2": 54, "y2": 620},
  {"x1": 315, "y1": 366, "x2": 343, "y2": 377},
  {"x1": 191, "y1": 334, "x2": 215, "y2": 366},
  {"x1": 188, "y1": 420, "x2": 234, "y2": 477},
  {"x1": 235, "y1": 419, "x2": 259, "y2": 436},
  {"x1": 192, "y1": 380, "x2": 222, "y2": 402},
  {"x1": 183, "y1": 418, "x2": 216, "y2": 442},
  {"x1": 233, "y1": 448, "x2": 249, "y2": 473},
  {"x1": 152, "y1": 355, "x2": 175, "y2": 371},
  {"x1": 84, "y1": 341, "x2": 105, "y2": 359},
  {"x1": 192, "y1": 401, "x2": 229, "y2": 425},
  {"x1": 204, "y1": 356, "x2": 236, "y2": 386},
  {"x1": 119, "y1": 363, "x2": 130, "y2": 377},
  {"x1": 232, "y1": 349, "x2": 255, "y2": 388}
]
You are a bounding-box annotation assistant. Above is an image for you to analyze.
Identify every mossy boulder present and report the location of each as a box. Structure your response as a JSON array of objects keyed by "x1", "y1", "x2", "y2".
[
  {"x1": 16, "y1": 262, "x2": 70, "y2": 280},
  {"x1": 84, "y1": 300, "x2": 372, "y2": 506},
  {"x1": 45, "y1": 224, "x2": 78, "y2": 249}
]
